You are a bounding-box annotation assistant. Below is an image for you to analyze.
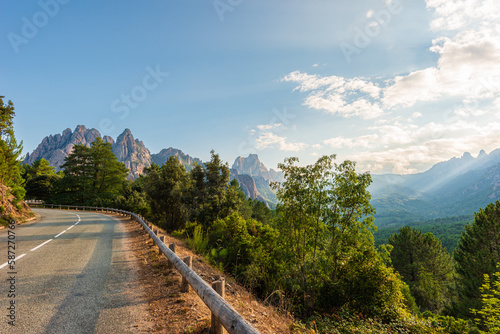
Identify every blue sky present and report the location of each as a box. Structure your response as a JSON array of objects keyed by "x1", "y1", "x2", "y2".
[{"x1": 2, "y1": 0, "x2": 500, "y2": 174}]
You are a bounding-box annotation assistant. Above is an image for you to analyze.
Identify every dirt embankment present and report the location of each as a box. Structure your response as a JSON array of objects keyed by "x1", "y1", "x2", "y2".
[
  {"x1": 125, "y1": 215, "x2": 297, "y2": 333},
  {"x1": 0, "y1": 183, "x2": 35, "y2": 226}
]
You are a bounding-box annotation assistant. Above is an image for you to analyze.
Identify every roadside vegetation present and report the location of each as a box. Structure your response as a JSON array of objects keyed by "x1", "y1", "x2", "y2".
[{"x1": 0, "y1": 96, "x2": 33, "y2": 225}]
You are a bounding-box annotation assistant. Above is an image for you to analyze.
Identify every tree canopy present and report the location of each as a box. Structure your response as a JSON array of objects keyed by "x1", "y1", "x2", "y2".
[
  {"x1": 0, "y1": 96, "x2": 24, "y2": 201},
  {"x1": 271, "y1": 155, "x2": 407, "y2": 318},
  {"x1": 143, "y1": 157, "x2": 190, "y2": 231},
  {"x1": 56, "y1": 137, "x2": 128, "y2": 205},
  {"x1": 389, "y1": 226, "x2": 454, "y2": 313},
  {"x1": 453, "y1": 200, "x2": 500, "y2": 318}
]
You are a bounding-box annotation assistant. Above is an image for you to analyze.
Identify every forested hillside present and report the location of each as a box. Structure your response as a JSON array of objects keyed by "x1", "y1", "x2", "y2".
[
  {"x1": 371, "y1": 150, "x2": 500, "y2": 227},
  {"x1": 374, "y1": 215, "x2": 471, "y2": 252}
]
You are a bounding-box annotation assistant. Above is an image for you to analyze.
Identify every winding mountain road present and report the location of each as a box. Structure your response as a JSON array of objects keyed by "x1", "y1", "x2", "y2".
[{"x1": 0, "y1": 208, "x2": 149, "y2": 334}]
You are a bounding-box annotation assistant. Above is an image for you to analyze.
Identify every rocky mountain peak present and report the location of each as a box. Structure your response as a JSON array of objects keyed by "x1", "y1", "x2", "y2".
[
  {"x1": 462, "y1": 152, "x2": 473, "y2": 159},
  {"x1": 151, "y1": 147, "x2": 202, "y2": 171},
  {"x1": 24, "y1": 125, "x2": 152, "y2": 180},
  {"x1": 232, "y1": 154, "x2": 284, "y2": 183},
  {"x1": 112, "y1": 129, "x2": 151, "y2": 179},
  {"x1": 117, "y1": 128, "x2": 133, "y2": 140},
  {"x1": 103, "y1": 135, "x2": 114, "y2": 145}
]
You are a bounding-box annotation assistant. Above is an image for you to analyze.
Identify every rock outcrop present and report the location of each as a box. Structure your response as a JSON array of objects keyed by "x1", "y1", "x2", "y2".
[
  {"x1": 24, "y1": 125, "x2": 101, "y2": 168},
  {"x1": 152, "y1": 148, "x2": 202, "y2": 171},
  {"x1": 24, "y1": 126, "x2": 152, "y2": 180},
  {"x1": 231, "y1": 154, "x2": 282, "y2": 207},
  {"x1": 232, "y1": 154, "x2": 284, "y2": 183},
  {"x1": 0, "y1": 183, "x2": 34, "y2": 224},
  {"x1": 112, "y1": 129, "x2": 152, "y2": 179}
]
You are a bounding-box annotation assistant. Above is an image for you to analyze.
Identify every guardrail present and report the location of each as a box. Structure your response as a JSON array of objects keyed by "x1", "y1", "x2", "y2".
[{"x1": 28, "y1": 203, "x2": 261, "y2": 334}]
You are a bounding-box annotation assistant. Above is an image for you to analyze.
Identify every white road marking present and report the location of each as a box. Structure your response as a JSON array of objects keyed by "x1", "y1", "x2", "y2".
[
  {"x1": 1, "y1": 213, "x2": 83, "y2": 270},
  {"x1": 54, "y1": 230, "x2": 66, "y2": 238},
  {"x1": 0, "y1": 253, "x2": 27, "y2": 269},
  {"x1": 30, "y1": 239, "x2": 53, "y2": 251}
]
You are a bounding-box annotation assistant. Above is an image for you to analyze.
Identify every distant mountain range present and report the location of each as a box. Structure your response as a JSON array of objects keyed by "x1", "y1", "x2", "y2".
[
  {"x1": 23, "y1": 126, "x2": 282, "y2": 207},
  {"x1": 370, "y1": 150, "x2": 500, "y2": 227}
]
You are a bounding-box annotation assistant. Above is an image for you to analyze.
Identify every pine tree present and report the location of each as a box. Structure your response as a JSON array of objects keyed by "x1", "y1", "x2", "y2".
[
  {"x1": 0, "y1": 96, "x2": 25, "y2": 201},
  {"x1": 143, "y1": 157, "x2": 190, "y2": 231},
  {"x1": 23, "y1": 158, "x2": 60, "y2": 201},
  {"x1": 389, "y1": 226, "x2": 454, "y2": 313},
  {"x1": 273, "y1": 155, "x2": 406, "y2": 318},
  {"x1": 58, "y1": 137, "x2": 128, "y2": 205},
  {"x1": 453, "y1": 201, "x2": 500, "y2": 318},
  {"x1": 188, "y1": 150, "x2": 238, "y2": 229}
]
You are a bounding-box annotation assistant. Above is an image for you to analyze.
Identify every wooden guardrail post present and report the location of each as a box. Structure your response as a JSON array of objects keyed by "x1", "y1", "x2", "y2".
[
  {"x1": 167, "y1": 243, "x2": 176, "y2": 269},
  {"x1": 181, "y1": 256, "x2": 192, "y2": 292},
  {"x1": 211, "y1": 278, "x2": 227, "y2": 334},
  {"x1": 159, "y1": 236, "x2": 165, "y2": 251}
]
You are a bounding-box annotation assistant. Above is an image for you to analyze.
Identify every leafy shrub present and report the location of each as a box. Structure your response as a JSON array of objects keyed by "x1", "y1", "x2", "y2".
[{"x1": 471, "y1": 263, "x2": 500, "y2": 333}]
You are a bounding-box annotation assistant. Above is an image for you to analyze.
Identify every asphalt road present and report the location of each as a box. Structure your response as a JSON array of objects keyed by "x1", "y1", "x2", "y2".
[{"x1": 0, "y1": 208, "x2": 148, "y2": 334}]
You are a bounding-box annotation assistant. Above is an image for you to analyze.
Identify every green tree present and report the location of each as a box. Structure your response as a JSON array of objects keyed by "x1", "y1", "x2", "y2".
[
  {"x1": 23, "y1": 158, "x2": 56, "y2": 180},
  {"x1": 272, "y1": 155, "x2": 406, "y2": 318},
  {"x1": 453, "y1": 201, "x2": 500, "y2": 318},
  {"x1": 471, "y1": 263, "x2": 500, "y2": 333},
  {"x1": 113, "y1": 178, "x2": 150, "y2": 216},
  {"x1": 388, "y1": 226, "x2": 454, "y2": 313},
  {"x1": 248, "y1": 198, "x2": 272, "y2": 224},
  {"x1": 23, "y1": 158, "x2": 60, "y2": 201},
  {"x1": 57, "y1": 137, "x2": 128, "y2": 205},
  {"x1": 0, "y1": 96, "x2": 25, "y2": 201},
  {"x1": 188, "y1": 150, "x2": 241, "y2": 229},
  {"x1": 143, "y1": 157, "x2": 190, "y2": 231}
]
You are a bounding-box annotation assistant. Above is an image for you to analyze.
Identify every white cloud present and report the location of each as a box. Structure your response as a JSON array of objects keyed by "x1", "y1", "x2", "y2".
[
  {"x1": 346, "y1": 120, "x2": 500, "y2": 173},
  {"x1": 277, "y1": 0, "x2": 500, "y2": 174},
  {"x1": 282, "y1": 0, "x2": 500, "y2": 116},
  {"x1": 257, "y1": 123, "x2": 283, "y2": 130},
  {"x1": 411, "y1": 112, "x2": 423, "y2": 119},
  {"x1": 281, "y1": 71, "x2": 383, "y2": 119},
  {"x1": 255, "y1": 132, "x2": 308, "y2": 152},
  {"x1": 323, "y1": 134, "x2": 379, "y2": 149}
]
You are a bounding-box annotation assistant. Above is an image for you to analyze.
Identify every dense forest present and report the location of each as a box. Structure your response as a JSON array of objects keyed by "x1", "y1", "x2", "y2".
[
  {"x1": 2, "y1": 96, "x2": 500, "y2": 333},
  {"x1": 374, "y1": 216, "x2": 472, "y2": 253}
]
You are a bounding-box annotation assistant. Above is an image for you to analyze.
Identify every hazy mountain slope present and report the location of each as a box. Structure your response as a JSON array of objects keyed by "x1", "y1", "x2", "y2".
[{"x1": 370, "y1": 150, "x2": 500, "y2": 226}]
